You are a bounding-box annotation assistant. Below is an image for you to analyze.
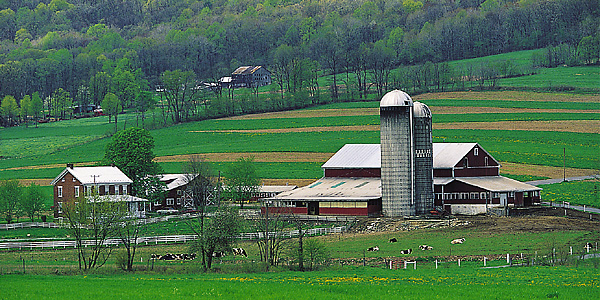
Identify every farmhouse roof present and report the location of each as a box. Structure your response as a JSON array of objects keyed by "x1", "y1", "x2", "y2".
[
  {"x1": 321, "y1": 143, "x2": 493, "y2": 170},
  {"x1": 51, "y1": 166, "x2": 132, "y2": 185},
  {"x1": 270, "y1": 177, "x2": 381, "y2": 202}
]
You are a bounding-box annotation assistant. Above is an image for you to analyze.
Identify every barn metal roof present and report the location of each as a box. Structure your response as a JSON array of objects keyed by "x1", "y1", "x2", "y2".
[
  {"x1": 321, "y1": 143, "x2": 491, "y2": 170},
  {"x1": 321, "y1": 144, "x2": 381, "y2": 169},
  {"x1": 232, "y1": 66, "x2": 266, "y2": 75},
  {"x1": 435, "y1": 176, "x2": 541, "y2": 192},
  {"x1": 269, "y1": 177, "x2": 381, "y2": 202},
  {"x1": 432, "y1": 143, "x2": 477, "y2": 168},
  {"x1": 259, "y1": 185, "x2": 297, "y2": 193},
  {"x1": 51, "y1": 166, "x2": 132, "y2": 185},
  {"x1": 159, "y1": 174, "x2": 195, "y2": 191}
]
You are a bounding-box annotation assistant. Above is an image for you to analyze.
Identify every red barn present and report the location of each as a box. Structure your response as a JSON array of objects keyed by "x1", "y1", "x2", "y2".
[{"x1": 267, "y1": 143, "x2": 541, "y2": 216}]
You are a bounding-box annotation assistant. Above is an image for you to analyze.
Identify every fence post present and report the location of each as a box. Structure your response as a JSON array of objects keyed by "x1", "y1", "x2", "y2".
[
  {"x1": 458, "y1": 259, "x2": 460, "y2": 267},
  {"x1": 484, "y1": 257, "x2": 487, "y2": 267},
  {"x1": 506, "y1": 253, "x2": 510, "y2": 265},
  {"x1": 570, "y1": 246, "x2": 572, "y2": 255},
  {"x1": 435, "y1": 259, "x2": 438, "y2": 269}
]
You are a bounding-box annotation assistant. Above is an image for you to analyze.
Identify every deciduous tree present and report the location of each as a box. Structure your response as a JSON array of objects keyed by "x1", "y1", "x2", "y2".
[
  {"x1": 224, "y1": 157, "x2": 260, "y2": 209},
  {"x1": 103, "y1": 127, "x2": 162, "y2": 196}
]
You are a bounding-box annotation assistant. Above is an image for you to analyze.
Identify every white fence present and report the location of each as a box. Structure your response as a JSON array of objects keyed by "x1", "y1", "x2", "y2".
[
  {"x1": 0, "y1": 222, "x2": 60, "y2": 230},
  {"x1": 0, "y1": 226, "x2": 347, "y2": 250}
]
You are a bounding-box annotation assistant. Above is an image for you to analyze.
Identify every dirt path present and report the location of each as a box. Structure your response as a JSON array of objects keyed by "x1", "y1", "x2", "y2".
[
  {"x1": 434, "y1": 120, "x2": 600, "y2": 134},
  {"x1": 221, "y1": 107, "x2": 599, "y2": 120},
  {"x1": 414, "y1": 91, "x2": 600, "y2": 102},
  {"x1": 154, "y1": 152, "x2": 334, "y2": 163}
]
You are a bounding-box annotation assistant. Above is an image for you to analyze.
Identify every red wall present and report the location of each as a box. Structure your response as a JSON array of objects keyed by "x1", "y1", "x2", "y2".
[
  {"x1": 261, "y1": 207, "x2": 308, "y2": 215},
  {"x1": 324, "y1": 168, "x2": 381, "y2": 178}
]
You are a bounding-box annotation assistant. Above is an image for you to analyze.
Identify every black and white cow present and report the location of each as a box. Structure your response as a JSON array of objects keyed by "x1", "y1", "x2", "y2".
[
  {"x1": 419, "y1": 245, "x2": 433, "y2": 251},
  {"x1": 367, "y1": 246, "x2": 380, "y2": 252},
  {"x1": 451, "y1": 238, "x2": 465, "y2": 244},
  {"x1": 212, "y1": 251, "x2": 226, "y2": 258},
  {"x1": 389, "y1": 238, "x2": 398, "y2": 243},
  {"x1": 161, "y1": 253, "x2": 179, "y2": 260},
  {"x1": 232, "y1": 248, "x2": 248, "y2": 257},
  {"x1": 399, "y1": 249, "x2": 412, "y2": 255}
]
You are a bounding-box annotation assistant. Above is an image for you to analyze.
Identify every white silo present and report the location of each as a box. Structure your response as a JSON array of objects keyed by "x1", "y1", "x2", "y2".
[
  {"x1": 380, "y1": 90, "x2": 415, "y2": 217},
  {"x1": 412, "y1": 101, "x2": 434, "y2": 215}
]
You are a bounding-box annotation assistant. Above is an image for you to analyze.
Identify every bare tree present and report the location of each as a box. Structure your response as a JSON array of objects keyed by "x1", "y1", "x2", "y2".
[
  {"x1": 62, "y1": 194, "x2": 124, "y2": 270},
  {"x1": 183, "y1": 155, "x2": 219, "y2": 270}
]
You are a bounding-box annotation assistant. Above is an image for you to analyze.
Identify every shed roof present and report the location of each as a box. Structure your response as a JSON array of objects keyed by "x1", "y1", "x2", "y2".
[
  {"x1": 51, "y1": 166, "x2": 132, "y2": 185},
  {"x1": 270, "y1": 177, "x2": 381, "y2": 202},
  {"x1": 435, "y1": 176, "x2": 542, "y2": 192}
]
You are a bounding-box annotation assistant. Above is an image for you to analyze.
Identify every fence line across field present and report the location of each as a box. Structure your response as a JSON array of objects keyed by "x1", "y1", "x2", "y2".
[{"x1": 0, "y1": 226, "x2": 347, "y2": 250}]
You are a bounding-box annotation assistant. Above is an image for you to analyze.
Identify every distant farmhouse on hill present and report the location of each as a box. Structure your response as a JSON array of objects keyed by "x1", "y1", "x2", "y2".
[{"x1": 219, "y1": 66, "x2": 271, "y2": 88}]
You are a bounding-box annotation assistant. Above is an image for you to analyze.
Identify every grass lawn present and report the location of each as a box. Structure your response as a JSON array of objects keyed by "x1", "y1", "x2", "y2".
[
  {"x1": 500, "y1": 66, "x2": 600, "y2": 89},
  {"x1": 0, "y1": 265, "x2": 598, "y2": 299}
]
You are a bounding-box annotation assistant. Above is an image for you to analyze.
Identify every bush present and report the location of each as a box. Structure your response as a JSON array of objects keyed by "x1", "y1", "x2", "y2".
[{"x1": 115, "y1": 251, "x2": 128, "y2": 271}]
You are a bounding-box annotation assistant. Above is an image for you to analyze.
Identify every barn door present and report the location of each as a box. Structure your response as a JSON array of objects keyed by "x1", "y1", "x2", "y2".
[
  {"x1": 500, "y1": 193, "x2": 507, "y2": 206},
  {"x1": 183, "y1": 190, "x2": 194, "y2": 208}
]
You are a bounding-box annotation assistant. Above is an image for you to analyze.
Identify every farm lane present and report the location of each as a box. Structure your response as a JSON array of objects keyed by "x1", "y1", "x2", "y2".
[
  {"x1": 414, "y1": 91, "x2": 600, "y2": 102},
  {"x1": 187, "y1": 119, "x2": 599, "y2": 134},
  {"x1": 221, "y1": 107, "x2": 599, "y2": 120}
]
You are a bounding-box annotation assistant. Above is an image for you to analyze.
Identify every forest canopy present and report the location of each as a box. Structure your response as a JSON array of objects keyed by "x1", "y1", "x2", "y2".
[{"x1": 0, "y1": 0, "x2": 598, "y2": 123}]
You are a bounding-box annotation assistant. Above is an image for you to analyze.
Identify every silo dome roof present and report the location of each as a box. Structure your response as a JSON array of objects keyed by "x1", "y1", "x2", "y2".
[
  {"x1": 413, "y1": 101, "x2": 431, "y2": 118},
  {"x1": 380, "y1": 90, "x2": 413, "y2": 107}
]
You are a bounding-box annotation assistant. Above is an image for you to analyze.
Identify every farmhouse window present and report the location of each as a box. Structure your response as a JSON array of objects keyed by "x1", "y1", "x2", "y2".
[
  {"x1": 154, "y1": 200, "x2": 161, "y2": 206},
  {"x1": 58, "y1": 186, "x2": 63, "y2": 198},
  {"x1": 177, "y1": 190, "x2": 183, "y2": 196},
  {"x1": 58, "y1": 202, "x2": 63, "y2": 213},
  {"x1": 75, "y1": 186, "x2": 79, "y2": 198},
  {"x1": 72, "y1": 177, "x2": 76, "y2": 182},
  {"x1": 167, "y1": 198, "x2": 174, "y2": 205},
  {"x1": 61, "y1": 178, "x2": 65, "y2": 182}
]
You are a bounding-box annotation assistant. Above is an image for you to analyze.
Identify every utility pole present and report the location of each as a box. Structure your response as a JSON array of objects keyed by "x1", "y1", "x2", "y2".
[
  {"x1": 563, "y1": 147, "x2": 566, "y2": 182},
  {"x1": 264, "y1": 200, "x2": 272, "y2": 270}
]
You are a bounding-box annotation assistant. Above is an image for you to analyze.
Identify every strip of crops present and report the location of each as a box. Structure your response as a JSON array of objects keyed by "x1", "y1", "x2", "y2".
[
  {"x1": 434, "y1": 129, "x2": 599, "y2": 170},
  {"x1": 541, "y1": 180, "x2": 600, "y2": 208}
]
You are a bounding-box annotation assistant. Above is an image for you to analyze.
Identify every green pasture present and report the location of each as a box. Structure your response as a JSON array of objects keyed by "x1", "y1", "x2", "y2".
[
  {"x1": 1, "y1": 265, "x2": 599, "y2": 299},
  {"x1": 449, "y1": 49, "x2": 542, "y2": 71},
  {"x1": 499, "y1": 66, "x2": 600, "y2": 89},
  {"x1": 541, "y1": 180, "x2": 600, "y2": 208}
]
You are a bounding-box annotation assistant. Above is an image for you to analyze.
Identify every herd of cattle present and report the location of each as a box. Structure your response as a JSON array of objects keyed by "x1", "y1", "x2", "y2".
[
  {"x1": 151, "y1": 248, "x2": 248, "y2": 261},
  {"x1": 366, "y1": 237, "x2": 466, "y2": 254},
  {"x1": 150, "y1": 240, "x2": 595, "y2": 261}
]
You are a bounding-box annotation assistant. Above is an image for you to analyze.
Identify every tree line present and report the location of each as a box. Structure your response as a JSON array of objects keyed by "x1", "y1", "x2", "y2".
[
  {"x1": 0, "y1": 179, "x2": 46, "y2": 224},
  {"x1": 0, "y1": 0, "x2": 598, "y2": 127}
]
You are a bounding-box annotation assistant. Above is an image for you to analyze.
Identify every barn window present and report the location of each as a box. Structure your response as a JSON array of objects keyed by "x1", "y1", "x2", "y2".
[
  {"x1": 58, "y1": 186, "x2": 63, "y2": 198},
  {"x1": 485, "y1": 157, "x2": 489, "y2": 166},
  {"x1": 480, "y1": 192, "x2": 487, "y2": 199},
  {"x1": 470, "y1": 192, "x2": 478, "y2": 199},
  {"x1": 474, "y1": 148, "x2": 479, "y2": 156},
  {"x1": 463, "y1": 158, "x2": 468, "y2": 168}
]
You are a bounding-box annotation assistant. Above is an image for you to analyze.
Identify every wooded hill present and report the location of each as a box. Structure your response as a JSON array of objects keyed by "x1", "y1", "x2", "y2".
[{"x1": 0, "y1": 0, "x2": 598, "y2": 126}]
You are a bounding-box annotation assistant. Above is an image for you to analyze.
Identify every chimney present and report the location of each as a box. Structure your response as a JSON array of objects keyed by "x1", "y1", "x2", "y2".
[{"x1": 67, "y1": 163, "x2": 74, "y2": 169}]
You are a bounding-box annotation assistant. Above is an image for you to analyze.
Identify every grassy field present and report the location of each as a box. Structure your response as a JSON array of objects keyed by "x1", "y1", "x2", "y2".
[
  {"x1": 541, "y1": 180, "x2": 600, "y2": 208},
  {"x1": 0, "y1": 265, "x2": 599, "y2": 299}
]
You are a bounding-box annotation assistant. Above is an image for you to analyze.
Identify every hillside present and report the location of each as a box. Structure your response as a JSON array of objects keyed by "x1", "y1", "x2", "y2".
[{"x1": 0, "y1": 0, "x2": 598, "y2": 129}]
